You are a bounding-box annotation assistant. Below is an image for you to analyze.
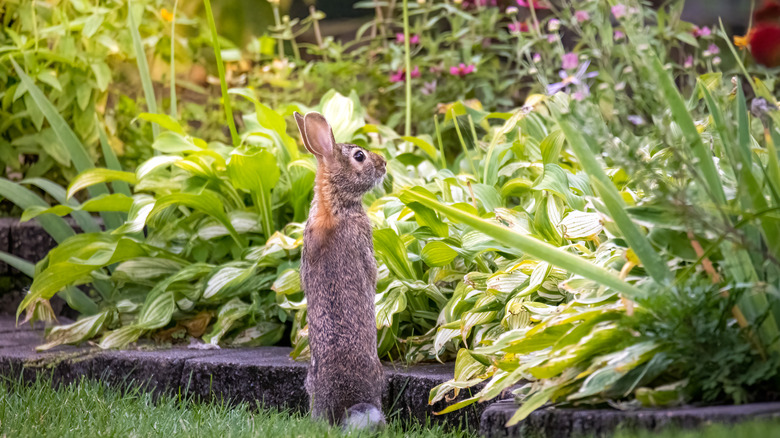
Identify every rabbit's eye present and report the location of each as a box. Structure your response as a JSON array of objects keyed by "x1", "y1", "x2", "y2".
[{"x1": 353, "y1": 150, "x2": 365, "y2": 162}]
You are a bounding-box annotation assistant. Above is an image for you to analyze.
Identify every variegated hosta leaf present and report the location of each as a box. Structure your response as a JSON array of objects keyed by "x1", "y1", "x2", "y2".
[
  {"x1": 99, "y1": 325, "x2": 147, "y2": 349},
  {"x1": 494, "y1": 208, "x2": 532, "y2": 235},
  {"x1": 136, "y1": 155, "x2": 182, "y2": 180},
  {"x1": 38, "y1": 310, "x2": 113, "y2": 351},
  {"x1": 271, "y1": 269, "x2": 301, "y2": 295},
  {"x1": 230, "y1": 322, "x2": 285, "y2": 346},
  {"x1": 198, "y1": 211, "x2": 262, "y2": 240},
  {"x1": 375, "y1": 283, "x2": 408, "y2": 328},
  {"x1": 421, "y1": 241, "x2": 458, "y2": 267},
  {"x1": 568, "y1": 341, "x2": 661, "y2": 401},
  {"x1": 434, "y1": 327, "x2": 462, "y2": 356},
  {"x1": 112, "y1": 194, "x2": 155, "y2": 234},
  {"x1": 137, "y1": 290, "x2": 175, "y2": 330},
  {"x1": 203, "y1": 263, "x2": 255, "y2": 299},
  {"x1": 487, "y1": 271, "x2": 529, "y2": 296},
  {"x1": 203, "y1": 298, "x2": 251, "y2": 345},
  {"x1": 113, "y1": 257, "x2": 185, "y2": 284},
  {"x1": 559, "y1": 210, "x2": 604, "y2": 240},
  {"x1": 513, "y1": 262, "x2": 551, "y2": 299}
]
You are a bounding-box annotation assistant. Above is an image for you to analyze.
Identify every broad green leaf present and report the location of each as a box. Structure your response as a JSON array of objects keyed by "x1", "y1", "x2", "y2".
[
  {"x1": 38, "y1": 310, "x2": 111, "y2": 351},
  {"x1": 271, "y1": 269, "x2": 301, "y2": 295},
  {"x1": 67, "y1": 169, "x2": 138, "y2": 199},
  {"x1": 421, "y1": 241, "x2": 458, "y2": 267},
  {"x1": 138, "y1": 113, "x2": 185, "y2": 134},
  {"x1": 401, "y1": 135, "x2": 438, "y2": 159},
  {"x1": 151, "y1": 131, "x2": 200, "y2": 153},
  {"x1": 227, "y1": 147, "x2": 280, "y2": 238},
  {"x1": 373, "y1": 228, "x2": 415, "y2": 279}
]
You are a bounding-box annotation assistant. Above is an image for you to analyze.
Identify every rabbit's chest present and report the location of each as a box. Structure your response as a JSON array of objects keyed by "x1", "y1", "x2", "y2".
[{"x1": 301, "y1": 220, "x2": 375, "y2": 291}]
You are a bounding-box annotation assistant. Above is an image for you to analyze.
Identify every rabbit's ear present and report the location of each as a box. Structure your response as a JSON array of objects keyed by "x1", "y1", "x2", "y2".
[
  {"x1": 293, "y1": 112, "x2": 316, "y2": 155},
  {"x1": 301, "y1": 112, "x2": 335, "y2": 158}
]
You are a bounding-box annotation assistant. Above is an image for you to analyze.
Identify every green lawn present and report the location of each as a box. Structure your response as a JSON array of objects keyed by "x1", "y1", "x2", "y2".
[{"x1": 1, "y1": 376, "x2": 778, "y2": 438}]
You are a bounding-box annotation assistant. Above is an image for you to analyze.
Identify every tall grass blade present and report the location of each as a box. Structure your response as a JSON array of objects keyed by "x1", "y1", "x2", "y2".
[
  {"x1": 203, "y1": 0, "x2": 239, "y2": 146},
  {"x1": 0, "y1": 178, "x2": 75, "y2": 243},
  {"x1": 170, "y1": 0, "x2": 179, "y2": 118},
  {"x1": 0, "y1": 251, "x2": 35, "y2": 277},
  {"x1": 648, "y1": 54, "x2": 725, "y2": 205},
  {"x1": 400, "y1": 188, "x2": 643, "y2": 298},
  {"x1": 557, "y1": 117, "x2": 670, "y2": 284},
  {"x1": 21, "y1": 178, "x2": 101, "y2": 234},
  {"x1": 128, "y1": 0, "x2": 159, "y2": 139}
]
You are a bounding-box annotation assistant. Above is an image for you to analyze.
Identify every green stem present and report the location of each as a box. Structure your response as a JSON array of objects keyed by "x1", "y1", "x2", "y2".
[
  {"x1": 402, "y1": 0, "x2": 412, "y2": 137},
  {"x1": 203, "y1": 0, "x2": 239, "y2": 146},
  {"x1": 434, "y1": 114, "x2": 446, "y2": 169},
  {"x1": 272, "y1": 5, "x2": 285, "y2": 59},
  {"x1": 169, "y1": 0, "x2": 178, "y2": 118},
  {"x1": 452, "y1": 109, "x2": 478, "y2": 177}
]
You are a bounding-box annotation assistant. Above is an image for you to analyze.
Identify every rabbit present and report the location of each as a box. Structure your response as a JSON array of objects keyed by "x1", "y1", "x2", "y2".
[{"x1": 293, "y1": 111, "x2": 387, "y2": 430}]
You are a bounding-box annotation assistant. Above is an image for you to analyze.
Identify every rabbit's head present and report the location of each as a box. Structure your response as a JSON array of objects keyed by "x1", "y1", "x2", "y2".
[{"x1": 294, "y1": 111, "x2": 386, "y2": 202}]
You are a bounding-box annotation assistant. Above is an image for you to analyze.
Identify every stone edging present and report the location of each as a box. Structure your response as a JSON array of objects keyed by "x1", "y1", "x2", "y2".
[{"x1": 0, "y1": 317, "x2": 489, "y2": 430}]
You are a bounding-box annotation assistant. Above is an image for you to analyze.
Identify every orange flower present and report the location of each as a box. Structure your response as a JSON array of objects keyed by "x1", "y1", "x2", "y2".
[
  {"x1": 733, "y1": 34, "x2": 749, "y2": 49},
  {"x1": 161, "y1": 8, "x2": 174, "y2": 22}
]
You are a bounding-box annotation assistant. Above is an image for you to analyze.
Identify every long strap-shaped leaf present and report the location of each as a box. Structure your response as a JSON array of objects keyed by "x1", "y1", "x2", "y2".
[
  {"x1": 557, "y1": 117, "x2": 670, "y2": 284},
  {"x1": 127, "y1": 0, "x2": 159, "y2": 139},
  {"x1": 400, "y1": 188, "x2": 643, "y2": 298},
  {"x1": 0, "y1": 178, "x2": 74, "y2": 243}
]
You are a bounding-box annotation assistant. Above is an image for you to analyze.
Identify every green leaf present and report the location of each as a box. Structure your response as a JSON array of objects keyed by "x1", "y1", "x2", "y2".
[
  {"x1": 67, "y1": 169, "x2": 138, "y2": 199},
  {"x1": 373, "y1": 228, "x2": 416, "y2": 279},
  {"x1": 138, "y1": 113, "x2": 185, "y2": 135},
  {"x1": 0, "y1": 178, "x2": 75, "y2": 243},
  {"x1": 227, "y1": 147, "x2": 280, "y2": 238},
  {"x1": 0, "y1": 251, "x2": 35, "y2": 277},
  {"x1": 150, "y1": 191, "x2": 246, "y2": 248},
  {"x1": 406, "y1": 202, "x2": 448, "y2": 237},
  {"x1": 557, "y1": 117, "x2": 669, "y2": 284},
  {"x1": 505, "y1": 385, "x2": 557, "y2": 426},
  {"x1": 401, "y1": 135, "x2": 438, "y2": 159},
  {"x1": 400, "y1": 188, "x2": 642, "y2": 298},
  {"x1": 421, "y1": 241, "x2": 458, "y2": 267},
  {"x1": 128, "y1": 0, "x2": 158, "y2": 138}
]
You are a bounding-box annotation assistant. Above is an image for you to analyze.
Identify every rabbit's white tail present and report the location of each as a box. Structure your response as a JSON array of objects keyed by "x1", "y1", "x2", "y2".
[{"x1": 342, "y1": 403, "x2": 385, "y2": 431}]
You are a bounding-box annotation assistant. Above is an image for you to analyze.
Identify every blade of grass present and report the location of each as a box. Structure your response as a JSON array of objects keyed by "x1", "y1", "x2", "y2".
[
  {"x1": 128, "y1": 0, "x2": 159, "y2": 139},
  {"x1": 400, "y1": 188, "x2": 643, "y2": 298},
  {"x1": 20, "y1": 178, "x2": 101, "y2": 234},
  {"x1": 648, "y1": 54, "x2": 726, "y2": 205},
  {"x1": 203, "y1": 0, "x2": 239, "y2": 146},
  {"x1": 700, "y1": 83, "x2": 780, "y2": 260},
  {"x1": 558, "y1": 117, "x2": 670, "y2": 284},
  {"x1": 170, "y1": 0, "x2": 178, "y2": 118},
  {"x1": 402, "y1": 0, "x2": 412, "y2": 137},
  {"x1": 0, "y1": 178, "x2": 75, "y2": 243},
  {"x1": 97, "y1": 123, "x2": 131, "y2": 197},
  {"x1": 0, "y1": 251, "x2": 35, "y2": 277}
]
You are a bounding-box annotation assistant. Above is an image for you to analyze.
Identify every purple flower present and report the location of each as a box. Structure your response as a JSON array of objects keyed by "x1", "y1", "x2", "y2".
[
  {"x1": 684, "y1": 55, "x2": 693, "y2": 68},
  {"x1": 707, "y1": 43, "x2": 720, "y2": 55},
  {"x1": 547, "y1": 34, "x2": 558, "y2": 43},
  {"x1": 693, "y1": 26, "x2": 711, "y2": 38},
  {"x1": 450, "y1": 63, "x2": 476, "y2": 77},
  {"x1": 421, "y1": 80, "x2": 438, "y2": 96},
  {"x1": 611, "y1": 4, "x2": 626, "y2": 19},
  {"x1": 508, "y1": 21, "x2": 530, "y2": 33},
  {"x1": 547, "y1": 60, "x2": 598, "y2": 98},
  {"x1": 614, "y1": 30, "x2": 625, "y2": 41},
  {"x1": 574, "y1": 10, "x2": 590, "y2": 23},
  {"x1": 562, "y1": 52, "x2": 579, "y2": 70},
  {"x1": 627, "y1": 115, "x2": 645, "y2": 126},
  {"x1": 548, "y1": 18, "x2": 561, "y2": 32},
  {"x1": 532, "y1": 53, "x2": 542, "y2": 63},
  {"x1": 395, "y1": 33, "x2": 420, "y2": 44}
]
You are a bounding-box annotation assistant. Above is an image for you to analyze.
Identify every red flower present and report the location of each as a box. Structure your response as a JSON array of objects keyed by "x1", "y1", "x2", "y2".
[
  {"x1": 449, "y1": 63, "x2": 476, "y2": 77},
  {"x1": 746, "y1": 0, "x2": 780, "y2": 67}
]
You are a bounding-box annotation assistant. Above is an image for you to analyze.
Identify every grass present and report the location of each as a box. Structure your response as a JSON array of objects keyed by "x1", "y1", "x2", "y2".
[
  {"x1": 0, "y1": 375, "x2": 475, "y2": 438},
  {"x1": 1, "y1": 375, "x2": 779, "y2": 438}
]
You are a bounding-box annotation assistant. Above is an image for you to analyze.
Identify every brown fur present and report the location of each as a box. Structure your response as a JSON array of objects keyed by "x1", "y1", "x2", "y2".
[{"x1": 294, "y1": 111, "x2": 387, "y2": 427}]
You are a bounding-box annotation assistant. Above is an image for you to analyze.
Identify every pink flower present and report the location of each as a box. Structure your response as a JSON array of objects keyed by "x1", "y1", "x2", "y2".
[
  {"x1": 611, "y1": 4, "x2": 626, "y2": 19},
  {"x1": 532, "y1": 53, "x2": 542, "y2": 63},
  {"x1": 692, "y1": 26, "x2": 711, "y2": 38},
  {"x1": 421, "y1": 80, "x2": 437, "y2": 96},
  {"x1": 547, "y1": 34, "x2": 558, "y2": 43},
  {"x1": 508, "y1": 21, "x2": 530, "y2": 33},
  {"x1": 450, "y1": 63, "x2": 476, "y2": 77},
  {"x1": 516, "y1": 0, "x2": 550, "y2": 9},
  {"x1": 390, "y1": 66, "x2": 420, "y2": 83},
  {"x1": 684, "y1": 55, "x2": 693, "y2": 68},
  {"x1": 574, "y1": 10, "x2": 590, "y2": 23},
  {"x1": 562, "y1": 52, "x2": 579, "y2": 70},
  {"x1": 614, "y1": 30, "x2": 625, "y2": 41},
  {"x1": 707, "y1": 43, "x2": 720, "y2": 55},
  {"x1": 395, "y1": 33, "x2": 420, "y2": 44}
]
